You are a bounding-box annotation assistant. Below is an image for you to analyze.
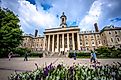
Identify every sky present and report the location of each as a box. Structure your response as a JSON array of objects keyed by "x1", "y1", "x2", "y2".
[{"x1": 0, "y1": 0, "x2": 121, "y2": 35}]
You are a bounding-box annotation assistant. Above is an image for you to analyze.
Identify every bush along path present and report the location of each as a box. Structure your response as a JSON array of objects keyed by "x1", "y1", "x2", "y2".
[{"x1": 9, "y1": 62, "x2": 121, "y2": 80}]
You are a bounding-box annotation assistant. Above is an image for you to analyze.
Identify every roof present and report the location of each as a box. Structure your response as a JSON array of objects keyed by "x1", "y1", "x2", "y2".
[
  {"x1": 79, "y1": 30, "x2": 100, "y2": 35},
  {"x1": 23, "y1": 34, "x2": 44, "y2": 38},
  {"x1": 101, "y1": 25, "x2": 121, "y2": 33},
  {"x1": 44, "y1": 26, "x2": 80, "y2": 34}
]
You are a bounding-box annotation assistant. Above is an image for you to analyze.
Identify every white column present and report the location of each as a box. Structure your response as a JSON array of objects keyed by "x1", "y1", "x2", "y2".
[
  {"x1": 77, "y1": 33, "x2": 80, "y2": 50},
  {"x1": 67, "y1": 33, "x2": 69, "y2": 51},
  {"x1": 57, "y1": 34, "x2": 59, "y2": 52},
  {"x1": 52, "y1": 35, "x2": 54, "y2": 52},
  {"x1": 62, "y1": 34, "x2": 64, "y2": 51},
  {"x1": 48, "y1": 35, "x2": 50, "y2": 51},
  {"x1": 43, "y1": 35, "x2": 46, "y2": 50},
  {"x1": 72, "y1": 33, "x2": 75, "y2": 50}
]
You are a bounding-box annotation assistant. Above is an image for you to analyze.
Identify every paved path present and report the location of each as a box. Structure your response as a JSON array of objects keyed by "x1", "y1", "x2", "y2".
[{"x1": 0, "y1": 58, "x2": 121, "y2": 80}]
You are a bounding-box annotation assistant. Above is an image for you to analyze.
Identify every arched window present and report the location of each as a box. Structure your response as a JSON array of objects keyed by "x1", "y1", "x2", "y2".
[
  {"x1": 62, "y1": 18, "x2": 64, "y2": 22},
  {"x1": 111, "y1": 38, "x2": 113, "y2": 42},
  {"x1": 109, "y1": 31, "x2": 111, "y2": 34},
  {"x1": 117, "y1": 38, "x2": 120, "y2": 42}
]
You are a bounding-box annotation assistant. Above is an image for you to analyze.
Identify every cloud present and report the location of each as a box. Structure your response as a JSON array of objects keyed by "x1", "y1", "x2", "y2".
[
  {"x1": 1, "y1": 0, "x2": 121, "y2": 34},
  {"x1": 1, "y1": 0, "x2": 95, "y2": 34},
  {"x1": 110, "y1": 18, "x2": 121, "y2": 22},
  {"x1": 101, "y1": 0, "x2": 121, "y2": 18},
  {"x1": 79, "y1": 0, "x2": 102, "y2": 31},
  {"x1": 1, "y1": 0, "x2": 59, "y2": 34},
  {"x1": 26, "y1": 0, "x2": 36, "y2": 5},
  {"x1": 30, "y1": 0, "x2": 95, "y2": 28}
]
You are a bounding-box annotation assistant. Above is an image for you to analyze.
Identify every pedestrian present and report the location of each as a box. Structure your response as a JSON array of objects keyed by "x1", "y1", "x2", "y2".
[
  {"x1": 74, "y1": 51, "x2": 76, "y2": 60},
  {"x1": 63, "y1": 51, "x2": 64, "y2": 55},
  {"x1": 8, "y1": 51, "x2": 12, "y2": 61},
  {"x1": 24, "y1": 51, "x2": 28, "y2": 61},
  {"x1": 90, "y1": 50, "x2": 97, "y2": 64}
]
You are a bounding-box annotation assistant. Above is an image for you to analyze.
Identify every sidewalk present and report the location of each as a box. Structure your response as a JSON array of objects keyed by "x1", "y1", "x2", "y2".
[{"x1": 0, "y1": 58, "x2": 121, "y2": 80}]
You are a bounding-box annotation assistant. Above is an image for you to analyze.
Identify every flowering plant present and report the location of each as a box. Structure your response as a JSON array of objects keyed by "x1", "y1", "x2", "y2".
[{"x1": 9, "y1": 62, "x2": 121, "y2": 80}]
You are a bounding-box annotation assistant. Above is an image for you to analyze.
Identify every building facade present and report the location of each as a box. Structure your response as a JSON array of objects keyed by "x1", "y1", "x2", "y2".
[
  {"x1": 100, "y1": 25, "x2": 121, "y2": 48},
  {"x1": 20, "y1": 33, "x2": 44, "y2": 52},
  {"x1": 20, "y1": 13, "x2": 121, "y2": 52}
]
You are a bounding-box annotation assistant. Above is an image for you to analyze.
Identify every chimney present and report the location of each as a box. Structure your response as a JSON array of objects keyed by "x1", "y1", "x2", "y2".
[
  {"x1": 35, "y1": 29, "x2": 38, "y2": 37},
  {"x1": 94, "y1": 23, "x2": 99, "y2": 32}
]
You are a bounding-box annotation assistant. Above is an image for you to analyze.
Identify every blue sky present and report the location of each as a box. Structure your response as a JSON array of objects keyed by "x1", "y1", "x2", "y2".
[{"x1": 1, "y1": 0, "x2": 121, "y2": 35}]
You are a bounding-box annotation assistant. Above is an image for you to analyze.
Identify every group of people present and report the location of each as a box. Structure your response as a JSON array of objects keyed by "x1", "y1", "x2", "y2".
[
  {"x1": 8, "y1": 50, "x2": 98, "y2": 64},
  {"x1": 8, "y1": 51, "x2": 28, "y2": 61}
]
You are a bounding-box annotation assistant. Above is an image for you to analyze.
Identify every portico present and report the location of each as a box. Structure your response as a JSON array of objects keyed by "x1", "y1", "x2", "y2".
[
  {"x1": 44, "y1": 30, "x2": 80, "y2": 52},
  {"x1": 43, "y1": 12, "x2": 80, "y2": 52}
]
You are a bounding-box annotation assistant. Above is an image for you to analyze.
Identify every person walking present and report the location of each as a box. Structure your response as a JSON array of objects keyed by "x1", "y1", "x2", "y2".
[
  {"x1": 8, "y1": 51, "x2": 12, "y2": 61},
  {"x1": 90, "y1": 50, "x2": 97, "y2": 64},
  {"x1": 74, "y1": 51, "x2": 76, "y2": 60},
  {"x1": 24, "y1": 51, "x2": 28, "y2": 61}
]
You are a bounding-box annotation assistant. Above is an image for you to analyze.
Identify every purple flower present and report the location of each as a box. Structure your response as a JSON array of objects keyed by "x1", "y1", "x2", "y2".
[
  {"x1": 43, "y1": 68, "x2": 49, "y2": 76},
  {"x1": 48, "y1": 63, "x2": 53, "y2": 70},
  {"x1": 43, "y1": 66, "x2": 49, "y2": 77}
]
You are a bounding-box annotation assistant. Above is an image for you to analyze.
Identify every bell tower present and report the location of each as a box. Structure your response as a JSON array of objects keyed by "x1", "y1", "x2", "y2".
[{"x1": 60, "y1": 12, "x2": 67, "y2": 28}]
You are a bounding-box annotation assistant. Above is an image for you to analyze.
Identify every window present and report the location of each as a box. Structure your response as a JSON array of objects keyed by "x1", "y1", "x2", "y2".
[
  {"x1": 41, "y1": 39, "x2": 43, "y2": 41},
  {"x1": 111, "y1": 38, "x2": 113, "y2": 42},
  {"x1": 92, "y1": 41, "x2": 94, "y2": 44},
  {"x1": 62, "y1": 18, "x2": 64, "y2": 22},
  {"x1": 85, "y1": 35, "x2": 87, "y2": 38},
  {"x1": 97, "y1": 35, "x2": 99, "y2": 38},
  {"x1": 117, "y1": 38, "x2": 120, "y2": 42},
  {"x1": 115, "y1": 31, "x2": 117, "y2": 34},
  {"x1": 109, "y1": 31, "x2": 111, "y2": 34},
  {"x1": 80, "y1": 42, "x2": 82, "y2": 45},
  {"x1": 91, "y1": 35, "x2": 93, "y2": 38},
  {"x1": 87, "y1": 48, "x2": 89, "y2": 50},
  {"x1": 99, "y1": 41, "x2": 100, "y2": 44},
  {"x1": 86, "y1": 42, "x2": 88, "y2": 45},
  {"x1": 102, "y1": 34, "x2": 103, "y2": 36},
  {"x1": 104, "y1": 40, "x2": 105, "y2": 43},
  {"x1": 80, "y1": 39, "x2": 82, "y2": 41}
]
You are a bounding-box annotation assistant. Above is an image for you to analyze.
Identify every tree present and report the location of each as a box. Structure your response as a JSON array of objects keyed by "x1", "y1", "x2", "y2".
[{"x1": 0, "y1": 7, "x2": 23, "y2": 57}]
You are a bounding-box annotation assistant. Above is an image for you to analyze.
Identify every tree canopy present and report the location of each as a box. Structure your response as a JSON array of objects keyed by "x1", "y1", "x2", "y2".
[{"x1": 0, "y1": 7, "x2": 23, "y2": 57}]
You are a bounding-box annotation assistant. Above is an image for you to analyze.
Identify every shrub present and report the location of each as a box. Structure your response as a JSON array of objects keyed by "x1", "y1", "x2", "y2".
[
  {"x1": 96, "y1": 46, "x2": 121, "y2": 58},
  {"x1": 12, "y1": 48, "x2": 31, "y2": 57},
  {"x1": 29, "y1": 52, "x2": 43, "y2": 58},
  {"x1": 68, "y1": 52, "x2": 90, "y2": 58}
]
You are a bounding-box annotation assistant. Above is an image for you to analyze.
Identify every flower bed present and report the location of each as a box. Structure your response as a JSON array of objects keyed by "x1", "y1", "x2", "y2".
[{"x1": 9, "y1": 62, "x2": 121, "y2": 80}]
